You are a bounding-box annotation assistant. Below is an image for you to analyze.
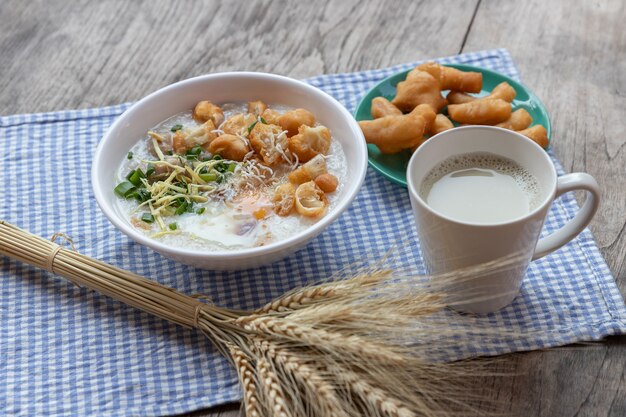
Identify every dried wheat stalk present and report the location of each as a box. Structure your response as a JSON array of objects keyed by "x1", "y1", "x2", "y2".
[{"x1": 0, "y1": 220, "x2": 516, "y2": 417}]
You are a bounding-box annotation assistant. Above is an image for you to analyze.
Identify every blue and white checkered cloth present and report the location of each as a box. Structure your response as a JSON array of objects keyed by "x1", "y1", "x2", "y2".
[{"x1": 1, "y1": 49, "x2": 625, "y2": 416}]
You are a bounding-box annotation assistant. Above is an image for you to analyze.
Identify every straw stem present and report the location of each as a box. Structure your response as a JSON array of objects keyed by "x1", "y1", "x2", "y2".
[{"x1": 0, "y1": 220, "x2": 234, "y2": 328}]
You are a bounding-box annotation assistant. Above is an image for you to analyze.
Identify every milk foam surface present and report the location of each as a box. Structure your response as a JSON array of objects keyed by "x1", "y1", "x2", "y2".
[{"x1": 419, "y1": 152, "x2": 542, "y2": 224}]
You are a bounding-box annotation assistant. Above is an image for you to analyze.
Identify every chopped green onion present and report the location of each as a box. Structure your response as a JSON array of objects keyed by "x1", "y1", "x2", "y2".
[
  {"x1": 228, "y1": 163, "x2": 237, "y2": 172},
  {"x1": 168, "y1": 223, "x2": 178, "y2": 231},
  {"x1": 170, "y1": 124, "x2": 183, "y2": 132},
  {"x1": 141, "y1": 213, "x2": 154, "y2": 223},
  {"x1": 114, "y1": 181, "x2": 136, "y2": 198},
  {"x1": 175, "y1": 201, "x2": 190, "y2": 215},
  {"x1": 127, "y1": 151, "x2": 133, "y2": 160},
  {"x1": 247, "y1": 121, "x2": 258, "y2": 134},
  {"x1": 133, "y1": 189, "x2": 151, "y2": 203},
  {"x1": 196, "y1": 207, "x2": 206, "y2": 215},
  {"x1": 145, "y1": 163, "x2": 155, "y2": 177},
  {"x1": 166, "y1": 150, "x2": 173, "y2": 155},
  {"x1": 199, "y1": 172, "x2": 219, "y2": 182},
  {"x1": 126, "y1": 169, "x2": 145, "y2": 186},
  {"x1": 212, "y1": 154, "x2": 222, "y2": 160},
  {"x1": 175, "y1": 201, "x2": 194, "y2": 214},
  {"x1": 186, "y1": 145, "x2": 203, "y2": 160},
  {"x1": 260, "y1": 117, "x2": 267, "y2": 124},
  {"x1": 215, "y1": 162, "x2": 228, "y2": 173}
]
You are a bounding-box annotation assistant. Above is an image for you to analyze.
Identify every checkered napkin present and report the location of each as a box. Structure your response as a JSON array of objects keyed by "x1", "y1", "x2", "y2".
[{"x1": 1, "y1": 49, "x2": 625, "y2": 417}]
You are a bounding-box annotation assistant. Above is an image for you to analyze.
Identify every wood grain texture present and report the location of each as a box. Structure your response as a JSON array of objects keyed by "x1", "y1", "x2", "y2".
[
  {"x1": 463, "y1": 0, "x2": 626, "y2": 416},
  {"x1": 1, "y1": 0, "x2": 625, "y2": 416},
  {"x1": 180, "y1": 403, "x2": 240, "y2": 417},
  {"x1": 465, "y1": 0, "x2": 626, "y2": 272},
  {"x1": 0, "y1": 0, "x2": 478, "y2": 114}
]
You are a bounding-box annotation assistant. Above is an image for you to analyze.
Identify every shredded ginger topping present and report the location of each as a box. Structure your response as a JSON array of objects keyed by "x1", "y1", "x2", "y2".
[{"x1": 114, "y1": 102, "x2": 346, "y2": 250}]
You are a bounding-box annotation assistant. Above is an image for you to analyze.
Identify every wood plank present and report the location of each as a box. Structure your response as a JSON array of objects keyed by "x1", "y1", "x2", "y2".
[
  {"x1": 0, "y1": 1, "x2": 479, "y2": 416},
  {"x1": 464, "y1": 0, "x2": 626, "y2": 288},
  {"x1": 2, "y1": 0, "x2": 624, "y2": 417},
  {"x1": 181, "y1": 403, "x2": 241, "y2": 417},
  {"x1": 0, "y1": 0, "x2": 478, "y2": 114},
  {"x1": 463, "y1": 0, "x2": 626, "y2": 415}
]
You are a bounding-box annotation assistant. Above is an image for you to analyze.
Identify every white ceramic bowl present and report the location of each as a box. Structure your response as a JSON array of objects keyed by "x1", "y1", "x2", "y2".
[{"x1": 92, "y1": 72, "x2": 367, "y2": 270}]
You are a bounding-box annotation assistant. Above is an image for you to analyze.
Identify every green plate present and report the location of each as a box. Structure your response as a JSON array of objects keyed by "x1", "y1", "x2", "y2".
[{"x1": 354, "y1": 64, "x2": 551, "y2": 187}]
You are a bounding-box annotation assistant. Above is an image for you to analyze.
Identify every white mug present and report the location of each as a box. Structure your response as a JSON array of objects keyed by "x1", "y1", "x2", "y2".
[{"x1": 406, "y1": 126, "x2": 600, "y2": 314}]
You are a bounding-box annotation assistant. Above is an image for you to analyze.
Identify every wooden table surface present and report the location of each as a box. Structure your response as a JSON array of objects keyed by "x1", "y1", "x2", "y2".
[{"x1": 2, "y1": 0, "x2": 625, "y2": 416}]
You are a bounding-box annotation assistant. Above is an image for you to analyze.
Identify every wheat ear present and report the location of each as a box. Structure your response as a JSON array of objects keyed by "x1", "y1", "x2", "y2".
[
  {"x1": 254, "y1": 338, "x2": 352, "y2": 417},
  {"x1": 240, "y1": 316, "x2": 405, "y2": 364},
  {"x1": 0, "y1": 221, "x2": 518, "y2": 417},
  {"x1": 229, "y1": 344, "x2": 263, "y2": 417},
  {"x1": 329, "y1": 365, "x2": 416, "y2": 417},
  {"x1": 257, "y1": 357, "x2": 292, "y2": 417},
  {"x1": 256, "y1": 270, "x2": 393, "y2": 314}
]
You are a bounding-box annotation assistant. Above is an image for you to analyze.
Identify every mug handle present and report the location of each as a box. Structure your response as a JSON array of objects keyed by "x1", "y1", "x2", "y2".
[{"x1": 532, "y1": 173, "x2": 601, "y2": 260}]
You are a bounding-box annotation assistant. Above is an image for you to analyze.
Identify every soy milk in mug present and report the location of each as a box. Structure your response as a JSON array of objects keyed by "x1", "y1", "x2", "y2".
[{"x1": 418, "y1": 152, "x2": 542, "y2": 224}]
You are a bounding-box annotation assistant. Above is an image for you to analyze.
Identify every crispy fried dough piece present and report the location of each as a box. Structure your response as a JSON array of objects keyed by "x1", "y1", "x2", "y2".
[
  {"x1": 173, "y1": 120, "x2": 219, "y2": 154},
  {"x1": 295, "y1": 181, "x2": 327, "y2": 218},
  {"x1": 187, "y1": 120, "x2": 218, "y2": 147},
  {"x1": 446, "y1": 91, "x2": 475, "y2": 105},
  {"x1": 410, "y1": 112, "x2": 452, "y2": 152},
  {"x1": 488, "y1": 82, "x2": 516, "y2": 102},
  {"x1": 371, "y1": 97, "x2": 402, "y2": 118},
  {"x1": 248, "y1": 100, "x2": 267, "y2": 116},
  {"x1": 278, "y1": 109, "x2": 316, "y2": 136},
  {"x1": 431, "y1": 114, "x2": 455, "y2": 135},
  {"x1": 358, "y1": 104, "x2": 436, "y2": 154},
  {"x1": 448, "y1": 82, "x2": 516, "y2": 105},
  {"x1": 207, "y1": 134, "x2": 250, "y2": 161},
  {"x1": 496, "y1": 108, "x2": 532, "y2": 131},
  {"x1": 221, "y1": 113, "x2": 257, "y2": 136},
  {"x1": 517, "y1": 125, "x2": 549, "y2": 148},
  {"x1": 417, "y1": 62, "x2": 482, "y2": 93},
  {"x1": 288, "y1": 125, "x2": 331, "y2": 162},
  {"x1": 172, "y1": 131, "x2": 187, "y2": 154},
  {"x1": 249, "y1": 123, "x2": 289, "y2": 166},
  {"x1": 193, "y1": 101, "x2": 225, "y2": 126},
  {"x1": 448, "y1": 98, "x2": 511, "y2": 125},
  {"x1": 261, "y1": 108, "x2": 281, "y2": 125},
  {"x1": 272, "y1": 182, "x2": 296, "y2": 216},
  {"x1": 391, "y1": 70, "x2": 447, "y2": 113},
  {"x1": 288, "y1": 154, "x2": 327, "y2": 184}
]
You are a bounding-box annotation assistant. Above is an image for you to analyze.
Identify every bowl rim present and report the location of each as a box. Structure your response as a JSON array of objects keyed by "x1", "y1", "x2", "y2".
[{"x1": 92, "y1": 71, "x2": 368, "y2": 261}]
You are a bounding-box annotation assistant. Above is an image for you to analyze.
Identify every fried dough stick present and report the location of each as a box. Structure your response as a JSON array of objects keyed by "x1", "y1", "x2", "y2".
[
  {"x1": 391, "y1": 70, "x2": 447, "y2": 113},
  {"x1": 495, "y1": 108, "x2": 532, "y2": 131},
  {"x1": 359, "y1": 104, "x2": 436, "y2": 154},
  {"x1": 448, "y1": 81, "x2": 516, "y2": 104},
  {"x1": 431, "y1": 114, "x2": 455, "y2": 135},
  {"x1": 448, "y1": 98, "x2": 512, "y2": 125},
  {"x1": 518, "y1": 125, "x2": 549, "y2": 148},
  {"x1": 417, "y1": 62, "x2": 482, "y2": 93},
  {"x1": 371, "y1": 97, "x2": 402, "y2": 118}
]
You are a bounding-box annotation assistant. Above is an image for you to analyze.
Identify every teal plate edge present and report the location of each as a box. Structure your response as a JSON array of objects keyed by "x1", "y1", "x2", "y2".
[{"x1": 354, "y1": 64, "x2": 552, "y2": 187}]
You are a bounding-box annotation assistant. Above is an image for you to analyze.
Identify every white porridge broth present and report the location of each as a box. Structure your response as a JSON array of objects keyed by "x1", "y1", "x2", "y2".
[{"x1": 114, "y1": 101, "x2": 348, "y2": 251}]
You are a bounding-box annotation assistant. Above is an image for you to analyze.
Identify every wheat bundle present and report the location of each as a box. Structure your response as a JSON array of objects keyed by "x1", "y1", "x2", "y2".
[{"x1": 0, "y1": 220, "x2": 512, "y2": 417}]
